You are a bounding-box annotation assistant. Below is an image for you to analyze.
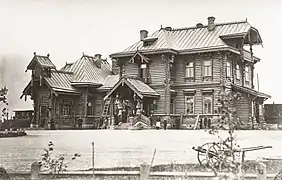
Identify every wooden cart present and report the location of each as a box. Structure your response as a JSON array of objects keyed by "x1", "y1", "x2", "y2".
[{"x1": 192, "y1": 142, "x2": 272, "y2": 171}]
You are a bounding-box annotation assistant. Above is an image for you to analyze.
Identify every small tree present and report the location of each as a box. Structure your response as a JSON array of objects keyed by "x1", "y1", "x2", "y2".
[
  {"x1": 39, "y1": 141, "x2": 80, "y2": 178},
  {"x1": 206, "y1": 86, "x2": 243, "y2": 177}
]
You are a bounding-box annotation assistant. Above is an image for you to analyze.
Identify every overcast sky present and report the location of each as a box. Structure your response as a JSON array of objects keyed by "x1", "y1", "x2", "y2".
[{"x1": 0, "y1": 0, "x2": 281, "y2": 111}]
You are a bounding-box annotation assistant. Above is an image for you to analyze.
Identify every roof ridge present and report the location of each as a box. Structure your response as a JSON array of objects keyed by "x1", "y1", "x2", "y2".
[
  {"x1": 165, "y1": 20, "x2": 248, "y2": 31},
  {"x1": 52, "y1": 70, "x2": 73, "y2": 74}
]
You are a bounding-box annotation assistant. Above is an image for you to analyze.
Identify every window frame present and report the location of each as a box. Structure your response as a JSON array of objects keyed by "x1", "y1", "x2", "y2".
[
  {"x1": 170, "y1": 98, "x2": 175, "y2": 114},
  {"x1": 203, "y1": 60, "x2": 212, "y2": 77},
  {"x1": 236, "y1": 64, "x2": 240, "y2": 80},
  {"x1": 226, "y1": 61, "x2": 231, "y2": 78},
  {"x1": 185, "y1": 95, "x2": 195, "y2": 114},
  {"x1": 202, "y1": 94, "x2": 213, "y2": 114},
  {"x1": 185, "y1": 61, "x2": 194, "y2": 78},
  {"x1": 245, "y1": 65, "x2": 250, "y2": 83},
  {"x1": 87, "y1": 97, "x2": 95, "y2": 116}
]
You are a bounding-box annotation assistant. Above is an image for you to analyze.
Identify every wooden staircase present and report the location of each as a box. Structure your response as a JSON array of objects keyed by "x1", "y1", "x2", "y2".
[{"x1": 101, "y1": 98, "x2": 111, "y2": 117}]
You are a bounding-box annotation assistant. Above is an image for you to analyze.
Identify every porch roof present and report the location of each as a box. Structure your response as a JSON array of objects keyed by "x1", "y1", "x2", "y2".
[
  {"x1": 231, "y1": 84, "x2": 271, "y2": 99},
  {"x1": 103, "y1": 76, "x2": 160, "y2": 100}
]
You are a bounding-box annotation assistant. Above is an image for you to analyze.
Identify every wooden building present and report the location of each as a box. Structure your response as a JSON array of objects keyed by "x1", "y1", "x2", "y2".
[
  {"x1": 264, "y1": 103, "x2": 282, "y2": 124},
  {"x1": 21, "y1": 17, "x2": 271, "y2": 129},
  {"x1": 21, "y1": 53, "x2": 119, "y2": 129},
  {"x1": 107, "y1": 17, "x2": 271, "y2": 129}
]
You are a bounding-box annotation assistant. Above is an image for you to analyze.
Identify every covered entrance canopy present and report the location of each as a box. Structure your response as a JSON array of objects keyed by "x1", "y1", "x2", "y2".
[
  {"x1": 103, "y1": 76, "x2": 160, "y2": 101},
  {"x1": 231, "y1": 84, "x2": 271, "y2": 100},
  {"x1": 103, "y1": 76, "x2": 160, "y2": 126}
]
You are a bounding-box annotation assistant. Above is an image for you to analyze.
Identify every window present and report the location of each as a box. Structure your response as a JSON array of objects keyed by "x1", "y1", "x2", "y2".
[
  {"x1": 170, "y1": 63, "x2": 176, "y2": 81},
  {"x1": 236, "y1": 64, "x2": 240, "y2": 79},
  {"x1": 226, "y1": 61, "x2": 231, "y2": 78},
  {"x1": 185, "y1": 61, "x2": 194, "y2": 78},
  {"x1": 203, "y1": 95, "x2": 212, "y2": 114},
  {"x1": 170, "y1": 98, "x2": 175, "y2": 114},
  {"x1": 60, "y1": 99, "x2": 73, "y2": 115},
  {"x1": 245, "y1": 66, "x2": 249, "y2": 82},
  {"x1": 139, "y1": 63, "x2": 148, "y2": 80},
  {"x1": 87, "y1": 98, "x2": 95, "y2": 116},
  {"x1": 185, "y1": 96, "x2": 194, "y2": 114},
  {"x1": 203, "y1": 60, "x2": 212, "y2": 77}
]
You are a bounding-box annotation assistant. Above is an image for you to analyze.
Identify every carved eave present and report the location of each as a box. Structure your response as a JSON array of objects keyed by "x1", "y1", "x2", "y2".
[{"x1": 129, "y1": 51, "x2": 150, "y2": 64}]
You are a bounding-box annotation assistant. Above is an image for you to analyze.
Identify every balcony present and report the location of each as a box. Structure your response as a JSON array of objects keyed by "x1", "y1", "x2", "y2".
[{"x1": 242, "y1": 50, "x2": 260, "y2": 63}]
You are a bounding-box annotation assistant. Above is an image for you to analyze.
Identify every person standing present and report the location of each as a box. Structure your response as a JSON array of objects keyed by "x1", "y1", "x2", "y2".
[
  {"x1": 156, "y1": 116, "x2": 161, "y2": 130},
  {"x1": 163, "y1": 118, "x2": 167, "y2": 130}
]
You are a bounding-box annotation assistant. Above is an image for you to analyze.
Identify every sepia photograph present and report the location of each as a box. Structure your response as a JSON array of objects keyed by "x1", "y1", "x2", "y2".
[{"x1": 0, "y1": 0, "x2": 282, "y2": 179}]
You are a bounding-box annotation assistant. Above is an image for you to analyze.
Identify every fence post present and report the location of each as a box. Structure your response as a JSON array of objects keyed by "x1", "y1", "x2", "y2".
[
  {"x1": 256, "y1": 160, "x2": 267, "y2": 180},
  {"x1": 31, "y1": 161, "x2": 40, "y2": 180},
  {"x1": 91, "y1": 142, "x2": 95, "y2": 177},
  {"x1": 140, "y1": 163, "x2": 150, "y2": 180}
]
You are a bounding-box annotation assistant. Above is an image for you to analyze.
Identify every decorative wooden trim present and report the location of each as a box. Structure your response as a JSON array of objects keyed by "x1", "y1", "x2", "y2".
[
  {"x1": 201, "y1": 88, "x2": 214, "y2": 94},
  {"x1": 183, "y1": 89, "x2": 196, "y2": 94}
]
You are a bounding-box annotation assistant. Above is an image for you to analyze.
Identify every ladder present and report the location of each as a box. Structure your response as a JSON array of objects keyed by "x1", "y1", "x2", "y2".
[
  {"x1": 101, "y1": 98, "x2": 111, "y2": 117},
  {"x1": 193, "y1": 114, "x2": 200, "y2": 130}
]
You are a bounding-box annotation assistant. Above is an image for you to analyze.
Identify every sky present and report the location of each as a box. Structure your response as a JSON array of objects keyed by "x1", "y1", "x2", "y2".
[{"x1": 0, "y1": 0, "x2": 281, "y2": 112}]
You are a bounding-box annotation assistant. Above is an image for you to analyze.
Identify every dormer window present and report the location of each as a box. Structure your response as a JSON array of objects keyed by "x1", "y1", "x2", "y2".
[{"x1": 142, "y1": 37, "x2": 158, "y2": 47}]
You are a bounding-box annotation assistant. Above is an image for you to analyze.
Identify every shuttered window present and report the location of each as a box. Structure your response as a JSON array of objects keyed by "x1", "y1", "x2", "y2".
[
  {"x1": 185, "y1": 96, "x2": 194, "y2": 114},
  {"x1": 203, "y1": 60, "x2": 212, "y2": 77},
  {"x1": 185, "y1": 62, "x2": 194, "y2": 78}
]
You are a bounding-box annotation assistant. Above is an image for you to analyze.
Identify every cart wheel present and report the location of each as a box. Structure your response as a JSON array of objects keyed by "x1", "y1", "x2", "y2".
[
  {"x1": 207, "y1": 142, "x2": 234, "y2": 172},
  {"x1": 197, "y1": 142, "x2": 215, "y2": 166}
]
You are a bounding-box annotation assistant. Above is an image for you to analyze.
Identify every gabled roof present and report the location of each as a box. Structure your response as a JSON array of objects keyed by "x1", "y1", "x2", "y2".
[
  {"x1": 103, "y1": 76, "x2": 160, "y2": 100},
  {"x1": 67, "y1": 54, "x2": 112, "y2": 87},
  {"x1": 26, "y1": 54, "x2": 56, "y2": 71},
  {"x1": 110, "y1": 20, "x2": 262, "y2": 58}
]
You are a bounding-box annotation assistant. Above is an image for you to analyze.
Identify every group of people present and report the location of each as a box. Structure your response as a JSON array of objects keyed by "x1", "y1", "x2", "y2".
[
  {"x1": 113, "y1": 95, "x2": 145, "y2": 125},
  {"x1": 199, "y1": 117, "x2": 212, "y2": 129}
]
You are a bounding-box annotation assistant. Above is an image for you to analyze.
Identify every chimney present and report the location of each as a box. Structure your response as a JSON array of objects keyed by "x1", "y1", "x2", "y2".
[
  {"x1": 94, "y1": 54, "x2": 102, "y2": 59},
  {"x1": 94, "y1": 54, "x2": 102, "y2": 68},
  {"x1": 196, "y1": 23, "x2": 203, "y2": 28},
  {"x1": 111, "y1": 59, "x2": 119, "y2": 75},
  {"x1": 207, "y1": 16, "x2": 215, "y2": 31},
  {"x1": 140, "y1": 30, "x2": 148, "y2": 41}
]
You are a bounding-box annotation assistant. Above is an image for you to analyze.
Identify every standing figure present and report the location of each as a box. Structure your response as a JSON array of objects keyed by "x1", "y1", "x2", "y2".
[
  {"x1": 163, "y1": 118, "x2": 167, "y2": 130},
  {"x1": 203, "y1": 117, "x2": 208, "y2": 129},
  {"x1": 207, "y1": 118, "x2": 211, "y2": 129},
  {"x1": 199, "y1": 119, "x2": 203, "y2": 129},
  {"x1": 156, "y1": 116, "x2": 161, "y2": 130}
]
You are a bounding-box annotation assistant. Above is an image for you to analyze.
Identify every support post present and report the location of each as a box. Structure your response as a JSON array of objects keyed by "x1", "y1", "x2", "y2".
[
  {"x1": 31, "y1": 161, "x2": 40, "y2": 180},
  {"x1": 91, "y1": 142, "x2": 95, "y2": 177},
  {"x1": 256, "y1": 160, "x2": 267, "y2": 180},
  {"x1": 140, "y1": 163, "x2": 150, "y2": 180}
]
